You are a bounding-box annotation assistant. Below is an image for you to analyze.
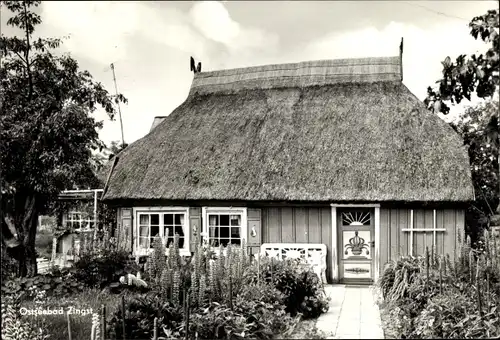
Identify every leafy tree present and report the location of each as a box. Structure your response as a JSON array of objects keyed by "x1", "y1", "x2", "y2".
[
  {"x1": 0, "y1": 1, "x2": 127, "y2": 276},
  {"x1": 425, "y1": 9, "x2": 499, "y2": 221},
  {"x1": 450, "y1": 100, "x2": 499, "y2": 239},
  {"x1": 424, "y1": 10, "x2": 499, "y2": 115}
]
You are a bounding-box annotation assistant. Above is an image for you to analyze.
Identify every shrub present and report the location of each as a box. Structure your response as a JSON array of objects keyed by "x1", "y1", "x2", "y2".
[
  {"x1": 235, "y1": 282, "x2": 296, "y2": 337},
  {"x1": 107, "y1": 293, "x2": 183, "y2": 340},
  {"x1": 188, "y1": 302, "x2": 249, "y2": 339},
  {"x1": 188, "y1": 284, "x2": 297, "y2": 340},
  {"x1": 378, "y1": 256, "x2": 424, "y2": 302},
  {"x1": 378, "y1": 229, "x2": 500, "y2": 339},
  {"x1": 1, "y1": 271, "x2": 85, "y2": 299},
  {"x1": 72, "y1": 248, "x2": 139, "y2": 288},
  {"x1": 247, "y1": 256, "x2": 330, "y2": 319},
  {"x1": 412, "y1": 291, "x2": 499, "y2": 339}
]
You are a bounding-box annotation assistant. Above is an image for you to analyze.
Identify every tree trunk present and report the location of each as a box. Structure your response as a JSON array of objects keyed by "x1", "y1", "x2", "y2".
[{"x1": 2, "y1": 193, "x2": 40, "y2": 277}]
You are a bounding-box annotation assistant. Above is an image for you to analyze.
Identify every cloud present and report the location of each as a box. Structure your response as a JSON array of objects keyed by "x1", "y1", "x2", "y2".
[
  {"x1": 296, "y1": 20, "x2": 491, "y2": 119},
  {"x1": 41, "y1": 2, "x2": 140, "y2": 65},
  {"x1": 37, "y1": 1, "x2": 281, "y2": 145},
  {"x1": 188, "y1": 1, "x2": 280, "y2": 69},
  {"x1": 40, "y1": 1, "x2": 279, "y2": 70},
  {"x1": 27, "y1": 1, "x2": 490, "y2": 144},
  {"x1": 189, "y1": 1, "x2": 240, "y2": 45}
]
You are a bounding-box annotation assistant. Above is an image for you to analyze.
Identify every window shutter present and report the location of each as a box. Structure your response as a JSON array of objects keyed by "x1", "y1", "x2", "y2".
[
  {"x1": 118, "y1": 208, "x2": 133, "y2": 253},
  {"x1": 247, "y1": 208, "x2": 261, "y2": 255},
  {"x1": 189, "y1": 207, "x2": 202, "y2": 253}
]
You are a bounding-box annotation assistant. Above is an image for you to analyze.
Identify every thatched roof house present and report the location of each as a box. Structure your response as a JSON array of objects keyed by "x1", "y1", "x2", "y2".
[{"x1": 103, "y1": 54, "x2": 473, "y2": 284}]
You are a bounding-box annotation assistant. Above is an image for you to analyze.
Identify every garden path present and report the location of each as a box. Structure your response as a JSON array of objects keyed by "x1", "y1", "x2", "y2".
[{"x1": 316, "y1": 285, "x2": 384, "y2": 339}]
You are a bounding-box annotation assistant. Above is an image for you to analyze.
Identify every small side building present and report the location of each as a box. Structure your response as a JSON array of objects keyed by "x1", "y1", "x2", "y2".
[{"x1": 51, "y1": 189, "x2": 103, "y2": 268}]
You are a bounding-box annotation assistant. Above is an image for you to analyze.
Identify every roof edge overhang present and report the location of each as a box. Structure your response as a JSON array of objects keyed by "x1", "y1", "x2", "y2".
[{"x1": 101, "y1": 197, "x2": 473, "y2": 208}]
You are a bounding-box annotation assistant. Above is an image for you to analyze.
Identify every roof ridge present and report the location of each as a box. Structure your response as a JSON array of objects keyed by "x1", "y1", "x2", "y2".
[
  {"x1": 190, "y1": 56, "x2": 401, "y2": 95},
  {"x1": 197, "y1": 56, "x2": 400, "y2": 76}
]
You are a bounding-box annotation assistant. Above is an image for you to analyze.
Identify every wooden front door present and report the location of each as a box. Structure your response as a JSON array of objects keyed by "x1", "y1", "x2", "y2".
[{"x1": 338, "y1": 208, "x2": 375, "y2": 284}]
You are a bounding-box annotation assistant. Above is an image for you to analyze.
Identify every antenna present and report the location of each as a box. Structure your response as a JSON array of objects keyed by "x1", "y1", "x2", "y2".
[
  {"x1": 399, "y1": 37, "x2": 404, "y2": 82},
  {"x1": 110, "y1": 63, "x2": 125, "y2": 147}
]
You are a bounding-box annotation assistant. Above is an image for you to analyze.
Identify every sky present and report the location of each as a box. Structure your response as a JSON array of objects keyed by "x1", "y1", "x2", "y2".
[{"x1": 1, "y1": 1, "x2": 498, "y2": 146}]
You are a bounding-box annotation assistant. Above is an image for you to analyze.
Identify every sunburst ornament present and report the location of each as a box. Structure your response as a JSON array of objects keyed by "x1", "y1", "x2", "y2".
[{"x1": 342, "y1": 211, "x2": 371, "y2": 225}]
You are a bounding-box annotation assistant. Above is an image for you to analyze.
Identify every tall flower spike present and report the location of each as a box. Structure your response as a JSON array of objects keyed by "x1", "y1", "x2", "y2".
[
  {"x1": 217, "y1": 245, "x2": 225, "y2": 278},
  {"x1": 199, "y1": 275, "x2": 206, "y2": 306},
  {"x1": 191, "y1": 270, "x2": 198, "y2": 306},
  {"x1": 91, "y1": 313, "x2": 101, "y2": 340},
  {"x1": 173, "y1": 270, "x2": 180, "y2": 306},
  {"x1": 469, "y1": 250, "x2": 474, "y2": 283},
  {"x1": 209, "y1": 260, "x2": 217, "y2": 299}
]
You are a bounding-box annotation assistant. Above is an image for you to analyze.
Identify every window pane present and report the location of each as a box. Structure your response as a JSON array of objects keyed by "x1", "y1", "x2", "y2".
[
  {"x1": 139, "y1": 226, "x2": 149, "y2": 237},
  {"x1": 139, "y1": 214, "x2": 149, "y2": 225},
  {"x1": 220, "y1": 238, "x2": 229, "y2": 247},
  {"x1": 209, "y1": 227, "x2": 218, "y2": 238},
  {"x1": 164, "y1": 226, "x2": 173, "y2": 237},
  {"x1": 178, "y1": 237, "x2": 185, "y2": 249},
  {"x1": 151, "y1": 226, "x2": 160, "y2": 238},
  {"x1": 209, "y1": 215, "x2": 218, "y2": 226},
  {"x1": 175, "y1": 214, "x2": 184, "y2": 225},
  {"x1": 151, "y1": 214, "x2": 160, "y2": 225},
  {"x1": 211, "y1": 239, "x2": 220, "y2": 247},
  {"x1": 230, "y1": 215, "x2": 241, "y2": 226},
  {"x1": 164, "y1": 214, "x2": 173, "y2": 225},
  {"x1": 232, "y1": 238, "x2": 241, "y2": 245},
  {"x1": 220, "y1": 215, "x2": 230, "y2": 226},
  {"x1": 139, "y1": 237, "x2": 148, "y2": 249},
  {"x1": 220, "y1": 227, "x2": 229, "y2": 238},
  {"x1": 174, "y1": 225, "x2": 184, "y2": 237},
  {"x1": 231, "y1": 227, "x2": 240, "y2": 238}
]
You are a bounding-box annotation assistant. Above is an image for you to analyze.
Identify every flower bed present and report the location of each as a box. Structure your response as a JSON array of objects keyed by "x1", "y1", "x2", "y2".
[
  {"x1": 377, "y1": 230, "x2": 500, "y2": 339},
  {"x1": 1, "y1": 234, "x2": 330, "y2": 340},
  {"x1": 105, "y1": 237, "x2": 330, "y2": 339}
]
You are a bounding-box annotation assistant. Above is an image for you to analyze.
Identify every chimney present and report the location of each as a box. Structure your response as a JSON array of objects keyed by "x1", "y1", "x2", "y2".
[{"x1": 150, "y1": 116, "x2": 167, "y2": 132}]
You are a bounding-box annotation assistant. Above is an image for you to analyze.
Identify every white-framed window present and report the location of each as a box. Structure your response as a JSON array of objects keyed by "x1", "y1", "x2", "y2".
[
  {"x1": 65, "y1": 210, "x2": 95, "y2": 231},
  {"x1": 202, "y1": 207, "x2": 247, "y2": 247},
  {"x1": 133, "y1": 207, "x2": 190, "y2": 255}
]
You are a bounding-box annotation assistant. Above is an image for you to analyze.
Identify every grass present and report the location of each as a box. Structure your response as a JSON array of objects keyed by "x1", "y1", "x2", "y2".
[
  {"x1": 20, "y1": 289, "x2": 137, "y2": 340},
  {"x1": 35, "y1": 229, "x2": 54, "y2": 259}
]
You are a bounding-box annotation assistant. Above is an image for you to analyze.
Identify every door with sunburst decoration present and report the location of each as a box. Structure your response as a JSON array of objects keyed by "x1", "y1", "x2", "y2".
[{"x1": 338, "y1": 208, "x2": 375, "y2": 284}]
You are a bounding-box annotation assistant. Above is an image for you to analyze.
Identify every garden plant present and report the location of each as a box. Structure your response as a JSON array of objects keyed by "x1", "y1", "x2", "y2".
[
  {"x1": 1, "y1": 230, "x2": 330, "y2": 340},
  {"x1": 377, "y1": 229, "x2": 500, "y2": 339}
]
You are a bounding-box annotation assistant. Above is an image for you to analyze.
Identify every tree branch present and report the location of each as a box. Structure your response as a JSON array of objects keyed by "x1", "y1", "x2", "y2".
[
  {"x1": 12, "y1": 50, "x2": 28, "y2": 66},
  {"x1": 23, "y1": 1, "x2": 33, "y2": 101}
]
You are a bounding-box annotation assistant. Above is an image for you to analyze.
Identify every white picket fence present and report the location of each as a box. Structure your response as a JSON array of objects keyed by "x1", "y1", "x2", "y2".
[{"x1": 37, "y1": 257, "x2": 50, "y2": 274}]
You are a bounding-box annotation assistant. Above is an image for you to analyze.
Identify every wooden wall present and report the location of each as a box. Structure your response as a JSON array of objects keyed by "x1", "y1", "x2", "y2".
[
  {"x1": 116, "y1": 204, "x2": 465, "y2": 282},
  {"x1": 379, "y1": 208, "x2": 465, "y2": 272},
  {"x1": 261, "y1": 207, "x2": 332, "y2": 281}
]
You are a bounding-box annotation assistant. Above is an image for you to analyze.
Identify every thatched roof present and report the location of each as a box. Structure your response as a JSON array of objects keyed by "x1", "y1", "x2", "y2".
[{"x1": 102, "y1": 56, "x2": 473, "y2": 202}]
